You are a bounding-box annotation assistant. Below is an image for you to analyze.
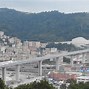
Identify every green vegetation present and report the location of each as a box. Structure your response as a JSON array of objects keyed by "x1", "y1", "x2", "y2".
[
  {"x1": 0, "y1": 78, "x2": 9, "y2": 89},
  {"x1": 0, "y1": 78, "x2": 5, "y2": 89},
  {"x1": 0, "y1": 78, "x2": 55, "y2": 89},
  {"x1": 46, "y1": 43, "x2": 80, "y2": 51},
  {"x1": 0, "y1": 8, "x2": 89, "y2": 42},
  {"x1": 1, "y1": 77, "x2": 89, "y2": 89},
  {"x1": 66, "y1": 79, "x2": 89, "y2": 89},
  {"x1": 14, "y1": 80, "x2": 55, "y2": 89},
  {"x1": 60, "y1": 79, "x2": 89, "y2": 89},
  {"x1": 63, "y1": 56, "x2": 70, "y2": 63},
  {"x1": 68, "y1": 82, "x2": 89, "y2": 89}
]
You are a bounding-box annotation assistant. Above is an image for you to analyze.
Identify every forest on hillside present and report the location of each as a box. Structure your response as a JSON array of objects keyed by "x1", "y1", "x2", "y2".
[{"x1": 0, "y1": 8, "x2": 89, "y2": 42}]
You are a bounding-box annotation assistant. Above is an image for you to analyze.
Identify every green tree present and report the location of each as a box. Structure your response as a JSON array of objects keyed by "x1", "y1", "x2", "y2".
[
  {"x1": 0, "y1": 78, "x2": 7, "y2": 89},
  {"x1": 14, "y1": 79, "x2": 55, "y2": 89},
  {"x1": 66, "y1": 79, "x2": 76, "y2": 84},
  {"x1": 68, "y1": 82, "x2": 89, "y2": 89}
]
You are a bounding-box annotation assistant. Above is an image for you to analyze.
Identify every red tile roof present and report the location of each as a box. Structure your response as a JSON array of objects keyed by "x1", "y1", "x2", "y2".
[{"x1": 48, "y1": 72, "x2": 76, "y2": 81}]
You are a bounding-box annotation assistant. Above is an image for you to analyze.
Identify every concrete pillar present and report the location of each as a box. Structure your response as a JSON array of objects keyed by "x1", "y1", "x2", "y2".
[
  {"x1": 55, "y1": 57, "x2": 60, "y2": 71},
  {"x1": 2, "y1": 67, "x2": 6, "y2": 83},
  {"x1": 38, "y1": 61, "x2": 42, "y2": 76},
  {"x1": 82, "y1": 53, "x2": 86, "y2": 63},
  {"x1": 56, "y1": 57, "x2": 63, "y2": 71},
  {"x1": 70, "y1": 55, "x2": 74, "y2": 66},
  {"x1": 15, "y1": 65, "x2": 20, "y2": 81}
]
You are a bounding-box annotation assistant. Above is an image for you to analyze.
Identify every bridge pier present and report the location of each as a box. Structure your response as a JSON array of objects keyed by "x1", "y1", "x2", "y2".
[
  {"x1": 55, "y1": 57, "x2": 60, "y2": 71},
  {"x1": 38, "y1": 61, "x2": 42, "y2": 76},
  {"x1": 82, "y1": 53, "x2": 86, "y2": 63},
  {"x1": 15, "y1": 65, "x2": 20, "y2": 82},
  {"x1": 56, "y1": 57, "x2": 63, "y2": 71},
  {"x1": 2, "y1": 67, "x2": 6, "y2": 84},
  {"x1": 70, "y1": 55, "x2": 74, "y2": 66}
]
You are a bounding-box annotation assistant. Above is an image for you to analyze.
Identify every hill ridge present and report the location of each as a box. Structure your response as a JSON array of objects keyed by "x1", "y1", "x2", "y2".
[{"x1": 0, "y1": 8, "x2": 89, "y2": 42}]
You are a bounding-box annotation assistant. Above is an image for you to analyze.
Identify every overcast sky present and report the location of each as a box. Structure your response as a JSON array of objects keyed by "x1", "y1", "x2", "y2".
[{"x1": 0, "y1": 0, "x2": 89, "y2": 13}]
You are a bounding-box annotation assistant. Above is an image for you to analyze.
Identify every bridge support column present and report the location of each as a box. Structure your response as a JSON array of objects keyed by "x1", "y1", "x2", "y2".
[
  {"x1": 2, "y1": 67, "x2": 6, "y2": 84},
  {"x1": 56, "y1": 57, "x2": 60, "y2": 71},
  {"x1": 38, "y1": 61, "x2": 42, "y2": 76},
  {"x1": 82, "y1": 53, "x2": 86, "y2": 63},
  {"x1": 56, "y1": 57, "x2": 63, "y2": 71},
  {"x1": 15, "y1": 65, "x2": 20, "y2": 81},
  {"x1": 70, "y1": 56, "x2": 74, "y2": 67}
]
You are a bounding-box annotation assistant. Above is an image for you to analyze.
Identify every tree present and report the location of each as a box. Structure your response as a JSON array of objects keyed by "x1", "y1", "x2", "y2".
[
  {"x1": 68, "y1": 81, "x2": 89, "y2": 89},
  {"x1": 14, "y1": 79, "x2": 55, "y2": 89},
  {"x1": 0, "y1": 78, "x2": 6, "y2": 89}
]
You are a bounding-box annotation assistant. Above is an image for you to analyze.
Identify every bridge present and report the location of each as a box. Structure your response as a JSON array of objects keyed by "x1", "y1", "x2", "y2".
[{"x1": 0, "y1": 49, "x2": 89, "y2": 84}]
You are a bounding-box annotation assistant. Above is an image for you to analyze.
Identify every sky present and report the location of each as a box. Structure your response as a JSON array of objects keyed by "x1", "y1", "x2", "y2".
[{"x1": 0, "y1": 0, "x2": 89, "y2": 13}]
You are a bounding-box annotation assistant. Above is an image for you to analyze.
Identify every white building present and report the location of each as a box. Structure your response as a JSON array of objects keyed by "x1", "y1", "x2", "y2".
[
  {"x1": 71, "y1": 37, "x2": 89, "y2": 47},
  {"x1": 0, "y1": 46, "x2": 6, "y2": 53},
  {"x1": 76, "y1": 76, "x2": 89, "y2": 83},
  {"x1": 50, "y1": 48, "x2": 57, "y2": 53},
  {"x1": 8, "y1": 37, "x2": 15, "y2": 44},
  {"x1": 29, "y1": 41, "x2": 41, "y2": 48},
  {"x1": 0, "y1": 31, "x2": 4, "y2": 38}
]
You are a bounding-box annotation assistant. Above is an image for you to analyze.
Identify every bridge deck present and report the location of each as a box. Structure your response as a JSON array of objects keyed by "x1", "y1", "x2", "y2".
[{"x1": 0, "y1": 49, "x2": 89, "y2": 67}]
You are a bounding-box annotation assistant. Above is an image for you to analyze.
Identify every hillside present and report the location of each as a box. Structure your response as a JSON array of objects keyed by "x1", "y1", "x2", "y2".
[{"x1": 0, "y1": 8, "x2": 89, "y2": 42}]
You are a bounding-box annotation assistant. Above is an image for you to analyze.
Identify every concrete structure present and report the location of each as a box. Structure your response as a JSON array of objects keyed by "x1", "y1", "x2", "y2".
[
  {"x1": 55, "y1": 59, "x2": 59, "y2": 71},
  {"x1": 2, "y1": 67, "x2": 6, "y2": 83},
  {"x1": 15, "y1": 65, "x2": 20, "y2": 81},
  {"x1": 0, "y1": 31, "x2": 4, "y2": 38},
  {"x1": 55, "y1": 57, "x2": 61, "y2": 71},
  {"x1": 76, "y1": 76, "x2": 89, "y2": 83},
  {"x1": 0, "y1": 49, "x2": 89, "y2": 83},
  {"x1": 50, "y1": 48, "x2": 57, "y2": 53},
  {"x1": 70, "y1": 53, "x2": 87, "y2": 67},
  {"x1": 38, "y1": 61, "x2": 42, "y2": 76},
  {"x1": 29, "y1": 41, "x2": 41, "y2": 48}
]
